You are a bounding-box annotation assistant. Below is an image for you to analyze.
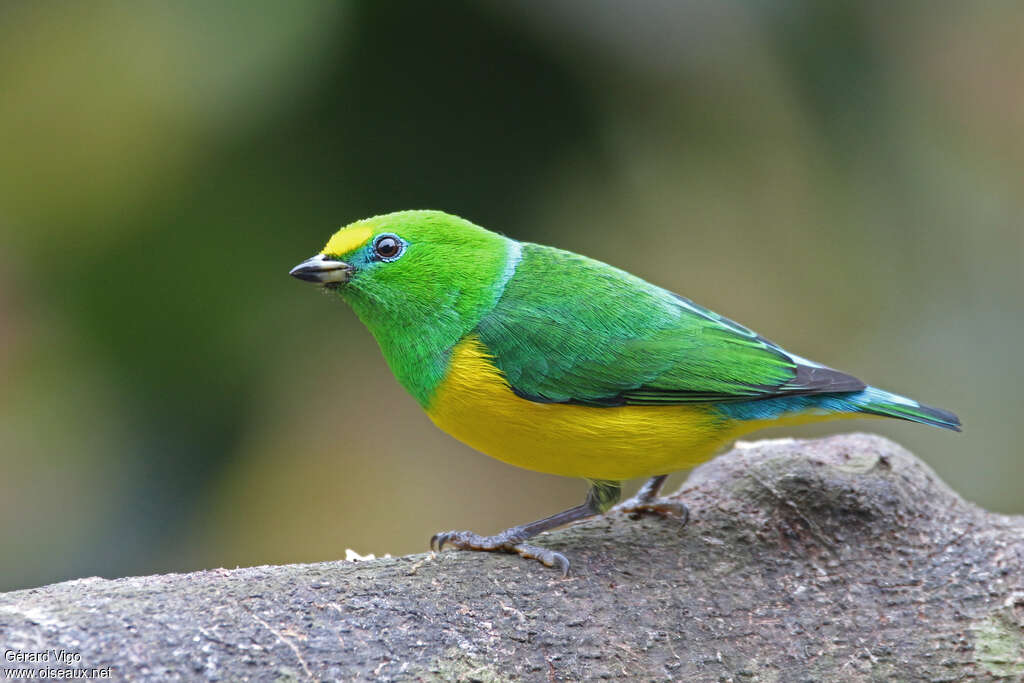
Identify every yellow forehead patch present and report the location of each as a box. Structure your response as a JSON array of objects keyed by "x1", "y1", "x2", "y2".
[{"x1": 321, "y1": 225, "x2": 373, "y2": 257}]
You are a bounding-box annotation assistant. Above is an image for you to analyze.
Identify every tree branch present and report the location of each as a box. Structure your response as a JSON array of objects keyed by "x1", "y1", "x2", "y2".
[{"x1": 2, "y1": 434, "x2": 1023, "y2": 680}]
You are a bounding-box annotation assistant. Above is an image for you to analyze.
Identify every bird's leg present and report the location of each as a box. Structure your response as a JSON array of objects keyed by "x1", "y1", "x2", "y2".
[
  {"x1": 612, "y1": 474, "x2": 689, "y2": 523},
  {"x1": 431, "y1": 480, "x2": 621, "y2": 575}
]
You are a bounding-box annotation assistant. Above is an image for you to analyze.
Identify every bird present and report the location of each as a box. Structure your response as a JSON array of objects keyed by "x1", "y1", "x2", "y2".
[{"x1": 290, "y1": 210, "x2": 960, "y2": 574}]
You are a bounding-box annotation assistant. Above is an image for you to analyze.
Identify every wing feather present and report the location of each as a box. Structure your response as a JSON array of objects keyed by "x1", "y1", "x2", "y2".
[{"x1": 475, "y1": 243, "x2": 864, "y2": 407}]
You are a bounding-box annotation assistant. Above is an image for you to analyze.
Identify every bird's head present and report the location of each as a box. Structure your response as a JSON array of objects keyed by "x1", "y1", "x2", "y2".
[{"x1": 290, "y1": 210, "x2": 516, "y2": 338}]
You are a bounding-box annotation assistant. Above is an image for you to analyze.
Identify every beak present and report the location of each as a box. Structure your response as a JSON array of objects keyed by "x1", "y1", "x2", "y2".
[{"x1": 289, "y1": 254, "x2": 353, "y2": 285}]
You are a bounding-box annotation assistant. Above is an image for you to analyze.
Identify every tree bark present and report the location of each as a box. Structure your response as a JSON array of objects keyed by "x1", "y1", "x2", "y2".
[{"x1": 1, "y1": 434, "x2": 1022, "y2": 681}]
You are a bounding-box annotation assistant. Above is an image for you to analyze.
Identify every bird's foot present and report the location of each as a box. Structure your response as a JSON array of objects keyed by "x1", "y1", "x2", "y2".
[
  {"x1": 612, "y1": 497, "x2": 690, "y2": 525},
  {"x1": 430, "y1": 530, "x2": 570, "y2": 575}
]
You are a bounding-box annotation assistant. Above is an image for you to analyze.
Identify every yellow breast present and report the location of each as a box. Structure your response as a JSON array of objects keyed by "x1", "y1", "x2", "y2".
[{"x1": 427, "y1": 336, "x2": 752, "y2": 480}]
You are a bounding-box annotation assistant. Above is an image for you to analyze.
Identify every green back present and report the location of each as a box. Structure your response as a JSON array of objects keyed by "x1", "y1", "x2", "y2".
[{"x1": 475, "y1": 243, "x2": 862, "y2": 406}]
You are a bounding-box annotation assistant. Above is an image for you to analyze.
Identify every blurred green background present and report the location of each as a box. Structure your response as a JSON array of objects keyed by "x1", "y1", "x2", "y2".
[{"x1": 1, "y1": 1, "x2": 1021, "y2": 592}]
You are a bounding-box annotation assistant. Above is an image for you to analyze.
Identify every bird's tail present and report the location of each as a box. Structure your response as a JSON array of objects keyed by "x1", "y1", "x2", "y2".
[{"x1": 852, "y1": 386, "x2": 961, "y2": 432}]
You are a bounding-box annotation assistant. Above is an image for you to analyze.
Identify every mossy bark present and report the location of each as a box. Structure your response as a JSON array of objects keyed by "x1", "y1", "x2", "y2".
[{"x1": 1, "y1": 434, "x2": 1022, "y2": 681}]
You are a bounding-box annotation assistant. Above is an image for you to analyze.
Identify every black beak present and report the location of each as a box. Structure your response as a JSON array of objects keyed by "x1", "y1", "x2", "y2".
[{"x1": 289, "y1": 255, "x2": 353, "y2": 285}]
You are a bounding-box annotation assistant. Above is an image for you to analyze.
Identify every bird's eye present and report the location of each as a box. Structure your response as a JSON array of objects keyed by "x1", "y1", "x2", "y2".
[{"x1": 372, "y1": 234, "x2": 404, "y2": 261}]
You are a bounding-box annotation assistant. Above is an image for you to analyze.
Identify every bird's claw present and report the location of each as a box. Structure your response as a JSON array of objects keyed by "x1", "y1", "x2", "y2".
[
  {"x1": 430, "y1": 530, "x2": 570, "y2": 575},
  {"x1": 513, "y1": 543, "x2": 570, "y2": 576},
  {"x1": 431, "y1": 530, "x2": 491, "y2": 552},
  {"x1": 614, "y1": 498, "x2": 690, "y2": 525}
]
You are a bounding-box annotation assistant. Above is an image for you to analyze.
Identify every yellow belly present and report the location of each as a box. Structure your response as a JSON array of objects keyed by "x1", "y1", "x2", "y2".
[{"x1": 426, "y1": 336, "x2": 792, "y2": 480}]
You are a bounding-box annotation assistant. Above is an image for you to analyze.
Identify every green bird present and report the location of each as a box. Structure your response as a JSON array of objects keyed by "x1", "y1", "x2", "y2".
[{"x1": 290, "y1": 210, "x2": 960, "y2": 573}]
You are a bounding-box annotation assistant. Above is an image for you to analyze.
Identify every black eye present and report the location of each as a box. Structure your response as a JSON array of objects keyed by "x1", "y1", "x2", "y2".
[{"x1": 373, "y1": 234, "x2": 404, "y2": 261}]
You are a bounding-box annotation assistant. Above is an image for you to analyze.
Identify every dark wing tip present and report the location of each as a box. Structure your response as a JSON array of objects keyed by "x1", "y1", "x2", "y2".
[{"x1": 787, "y1": 362, "x2": 867, "y2": 396}]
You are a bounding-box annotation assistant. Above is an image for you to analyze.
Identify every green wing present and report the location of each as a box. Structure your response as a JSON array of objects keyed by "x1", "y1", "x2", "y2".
[{"x1": 474, "y1": 243, "x2": 863, "y2": 406}]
